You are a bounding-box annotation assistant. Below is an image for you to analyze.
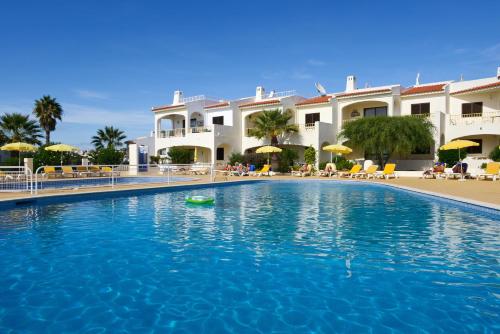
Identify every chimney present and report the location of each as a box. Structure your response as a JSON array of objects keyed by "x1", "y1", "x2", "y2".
[
  {"x1": 346, "y1": 75, "x2": 356, "y2": 92},
  {"x1": 256, "y1": 86, "x2": 265, "y2": 101},
  {"x1": 497, "y1": 66, "x2": 500, "y2": 79},
  {"x1": 173, "y1": 90, "x2": 183, "y2": 105}
]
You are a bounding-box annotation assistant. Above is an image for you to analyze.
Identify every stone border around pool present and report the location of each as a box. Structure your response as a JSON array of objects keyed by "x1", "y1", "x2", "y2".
[{"x1": 0, "y1": 179, "x2": 498, "y2": 215}]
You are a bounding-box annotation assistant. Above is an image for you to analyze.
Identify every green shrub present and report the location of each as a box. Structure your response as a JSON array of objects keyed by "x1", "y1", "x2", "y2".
[
  {"x1": 304, "y1": 146, "x2": 316, "y2": 165},
  {"x1": 242, "y1": 152, "x2": 266, "y2": 169},
  {"x1": 438, "y1": 149, "x2": 466, "y2": 166},
  {"x1": 229, "y1": 152, "x2": 244, "y2": 165},
  {"x1": 489, "y1": 146, "x2": 500, "y2": 162},
  {"x1": 319, "y1": 162, "x2": 327, "y2": 171},
  {"x1": 89, "y1": 148, "x2": 125, "y2": 165},
  {"x1": 149, "y1": 155, "x2": 161, "y2": 164},
  {"x1": 32, "y1": 145, "x2": 81, "y2": 170},
  {"x1": 336, "y1": 156, "x2": 354, "y2": 171},
  {"x1": 277, "y1": 148, "x2": 299, "y2": 173},
  {"x1": 167, "y1": 147, "x2": 193, "y2": 164}
]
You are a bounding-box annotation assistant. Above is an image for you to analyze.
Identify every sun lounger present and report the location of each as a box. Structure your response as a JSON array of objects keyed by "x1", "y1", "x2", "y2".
[
  {"x1": 76, "y1": 166, "x2": 92, "y2": 177},
  {"x1": 255, "y1": 164, "x2": 271, "y2": 176},
  {"x1": 61, "y1": 166, "x2": 78, "y2": 178},
  {"x1": 43, "y1": 166, "x2": 59, "y2": 179},
  {"x1": 100, "y1": 166, "x2": 120, "y2": 177},
  {"x1": 477, "y1": 162, "x2": 499, "y2": 181},
  {"x1": 376, "y1": 163, "x2": 397, "y2": 179},
  {"x1": 89, "y1": 166, "x2": 102, "y2": 177},
  {"x1": 338, "y1": 164, "x2": 362, "y2": 178},
  {"x1": 354, "y1": 165, "x2": 378, "y2": 179}
]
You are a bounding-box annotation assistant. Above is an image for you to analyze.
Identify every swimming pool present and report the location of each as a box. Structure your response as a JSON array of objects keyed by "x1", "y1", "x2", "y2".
[
  {"x1": 35, "y1": 176, "x2": 194, "y2": 189},
  {"x1": 0, "y1": 181, "x2": 498, "y2": 332}
]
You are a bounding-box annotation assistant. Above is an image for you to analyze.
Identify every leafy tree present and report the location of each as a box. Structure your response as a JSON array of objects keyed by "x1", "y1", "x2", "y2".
[
  {"x1": 33, "y1": 95, "x2": 63, "y2": 145},
  {"x1": 339, "y1": 116, "x2": 434, "y2": 167},
  {"x1": 91, "y1": 126, "x2": 126, "y2": 150},
  {"x1": 437, "y1": 149, "x2": 466, "y2": 167},
  {"x1": 489, "y1": 146, "x2": 500, "y2": 162},
  {"x1": 167, "y1": 147, "x2": 193, "y2": 164},
  {"x1": 248, "y1": 109, "x2": 298, "y2": 146},
  {"x1": 89, "y1": 148, "x2": 125, "y2": 165},
  {"x1": 229, "y1": 152, "x2": 244, "y2": 165},
  {"x1": 0, "y1": 112, "x2": 42, "y2": 144},
  {"x1": 304, "y1": 146, "x2": 316, "y2": 165}
]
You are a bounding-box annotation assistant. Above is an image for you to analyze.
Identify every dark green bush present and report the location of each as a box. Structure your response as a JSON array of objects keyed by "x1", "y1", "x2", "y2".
[
  {"x1": 336, "y1": 156, "x2": 354, "y2": 171},
  {"x1": 89, "y1": 148, "x2": 125, "y2": 165},
  {"x1": 277, "y1": 148, "x2": 299, "y2": 173},
  {"x1": 229, "y1": 152, "x2": 244, "y2": 165},
  {"x1": 167, "y1": 147, "x2": 193, "y2": 164},
  {"x1": 304, "y1": 146, "x2": 316, "y2": 165},
  {"x1": 32, "y1": 145, "x2": 81, "y2": 170},
  {"x1": 438, "y1": 149, "x2": 466, "y2": 166},
  {"x1": 489, "y1": 146, "x2": 500, "y2": 162}
]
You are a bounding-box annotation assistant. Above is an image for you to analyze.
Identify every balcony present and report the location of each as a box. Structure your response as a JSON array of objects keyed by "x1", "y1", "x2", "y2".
[
  {"x1": 449, "y1": 112, "x2": 500, "y2": 125},
  {"x1": 447, "y1": 111, "x2": 500, "y2": 139},
  {"x1": 158, "y1": 125, "x2": 232, "y2": 139},
  {"x1": 410, "y1": 113, "x2": 431, "y2": 119}
]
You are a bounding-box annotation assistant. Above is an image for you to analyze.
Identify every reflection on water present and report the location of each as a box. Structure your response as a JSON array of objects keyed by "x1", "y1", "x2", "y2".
[{"x1": 0, "y1": 181, "x2": 498, "y2": 333}]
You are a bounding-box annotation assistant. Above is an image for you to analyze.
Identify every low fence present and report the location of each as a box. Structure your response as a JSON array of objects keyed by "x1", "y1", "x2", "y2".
[
  {"x1": 0, "y1": 166, "x2": 33, "y2": 193},
  {"x1": 32, "y1": 163, "x2": 215, "y2": 194}
]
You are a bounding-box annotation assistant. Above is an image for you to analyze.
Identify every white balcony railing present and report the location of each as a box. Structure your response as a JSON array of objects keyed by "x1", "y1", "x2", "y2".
[
  {"x1": 410, "y1": 113, "x2": 431, "y2": 119},
  {"x1": 449, "y1": 111, "x2": 500, "y2": 125},
  {"x1": 265, "y1": 90, "x2": 296, "y2": 98},
  {"x1": 158, "y1": 128, "x2": 186, "y2": 138}
]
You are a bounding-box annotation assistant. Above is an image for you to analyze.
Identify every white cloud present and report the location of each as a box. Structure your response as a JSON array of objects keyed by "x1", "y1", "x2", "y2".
[
  {"x1": 74, "y1": 89, "x2": 109, "y2": 100},
  {"x1": 62, "y1": 103, "x2": 151, "y2": 128},
  {"x1": 307, "y1": 58, "x2": 326, "y2": 66}
]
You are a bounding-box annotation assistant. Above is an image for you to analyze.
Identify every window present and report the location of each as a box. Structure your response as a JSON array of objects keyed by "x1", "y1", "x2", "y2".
[
  {"x1": 466, "y1": 139, "x2": 482, "y2": 154},
  {"x1": 462, "y1": 102, "x2": 482, "y2": 117},
  {"x1": 411, "y1": 103, "x2": 430, "y2": 115},
  {"x1": 364, "y1": 106, "x2": 387, "y2": 117},
  {"x1": 190, "y1": 118, "x2": 197, "y2": 127},
  {"x1": 212, "y1": 116, "x2": 224, "y2": 125},
  {"x1": 305, "y1": 113, "x2": 320, "y2": 124},
  {"x1": 216, "y1": 147, "x2": 224, "y2": 161}
]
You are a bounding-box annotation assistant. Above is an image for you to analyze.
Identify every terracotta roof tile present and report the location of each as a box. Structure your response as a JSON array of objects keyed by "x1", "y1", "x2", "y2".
[
  {"x1": 152, "y1": 104, "x2": 186, "y2": 112},
  {"x1": 204, "y1": 101, "x2": 230, "y2": 109},
  {"x1": 296, "y1": 95, "x2": 332, "y2": 106},
  {"x1": 401, "y1": 84, "x2": 446, "y2": 96},
  {"x1": 239, "y1": 99, "x2": 280, "y2": 108},
  {"x1": 451, "y1": 80, "x2": 500, "y2": 95},
  {"x1": 336, "y1": 88, "x2": 391, "y2": 98}
]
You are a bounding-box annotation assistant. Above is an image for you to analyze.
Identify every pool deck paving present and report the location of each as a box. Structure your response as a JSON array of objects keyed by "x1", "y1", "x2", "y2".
[{"x1": 0, "y1": 175, "x2": 499, "y2": 209}]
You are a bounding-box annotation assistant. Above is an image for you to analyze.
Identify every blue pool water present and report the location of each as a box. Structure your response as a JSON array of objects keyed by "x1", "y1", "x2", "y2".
[
  {"x1": 0, "y1": 181, "x2": 498, "y2": 333},
  {"x1": 36, "y1": 176, "x2": 194, "y2": 189}
]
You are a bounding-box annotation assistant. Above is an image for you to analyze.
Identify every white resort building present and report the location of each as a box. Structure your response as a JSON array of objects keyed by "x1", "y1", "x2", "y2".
[{"x1": 140, "y1": 67, "x2": 500, "y2": 170}]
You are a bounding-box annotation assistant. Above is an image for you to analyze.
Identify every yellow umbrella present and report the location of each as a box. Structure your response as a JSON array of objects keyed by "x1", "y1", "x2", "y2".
[
  {"x1": 256, "y1": 146, "x2": 282, "y2": 165},
  {"x1": 45, "y1": 144, "x2": 80, "y2": 165},
  {"x1": 323, "y1": 144, "x2": 352, "y2": 162},
  {"x1": 45, "y1": 144, "x2": 79, "y2": 152},
  {"x1": 0, "y1": 142, "x2": 37, "y2": 166},
  {"x1": 440, "y1": 139, "x2": 479, "y2": 179}
]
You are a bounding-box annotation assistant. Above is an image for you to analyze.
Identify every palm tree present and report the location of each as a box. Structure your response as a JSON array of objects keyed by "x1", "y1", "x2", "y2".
[
  {"x1": 91, "y1": 126, "x2": 126, "y2": 150},
  {"x1": 248, "y1": 109, "x2": 298, "y2": 146},
  {"x1": 339, "y1": 116, "x2": 435, "y2": 167},
  {"x1": 33, "y1": 95, "x2": 63, "y2": 145},
  {"x1": 0, "y1": 113, "x2": 42, "y2": 144}
]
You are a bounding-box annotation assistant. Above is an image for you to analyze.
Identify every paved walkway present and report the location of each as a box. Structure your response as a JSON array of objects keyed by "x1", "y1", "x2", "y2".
[{"x1": 1, "y1": 175, "x2": 499, "y2": 207}]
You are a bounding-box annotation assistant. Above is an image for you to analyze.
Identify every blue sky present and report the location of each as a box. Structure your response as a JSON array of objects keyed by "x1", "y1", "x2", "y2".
[{"x1": 0, "y1": 0, "x2": 499, "y2": 148}]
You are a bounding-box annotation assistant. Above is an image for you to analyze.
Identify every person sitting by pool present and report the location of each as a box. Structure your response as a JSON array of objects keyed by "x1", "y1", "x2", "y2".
[{"x1": 422, "y1": 162, "x2": 445, "y2": 178}]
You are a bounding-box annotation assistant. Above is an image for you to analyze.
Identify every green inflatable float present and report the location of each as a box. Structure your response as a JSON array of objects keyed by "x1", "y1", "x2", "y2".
[{"x1": 185, "y1": 195, "x2": 215, "y2": 205}]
